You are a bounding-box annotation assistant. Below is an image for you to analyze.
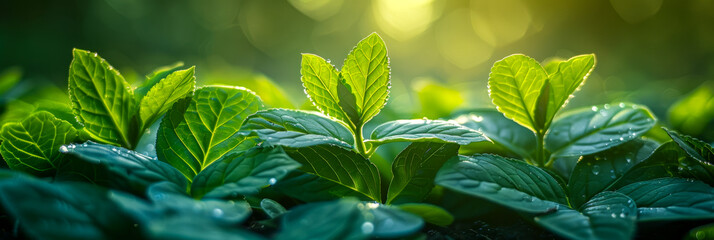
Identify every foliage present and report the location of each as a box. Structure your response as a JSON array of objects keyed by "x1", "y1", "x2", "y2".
[{"x1": 0, "y1": 33, "x2": 713, "y2": 240}]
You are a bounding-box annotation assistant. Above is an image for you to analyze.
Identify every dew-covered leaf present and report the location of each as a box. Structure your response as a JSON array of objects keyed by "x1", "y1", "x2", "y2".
[
  {"x1": 366, "y1": 119, "x2": 489, "y2": 146},
  {"x1": 387, "y1": 142, "x2": 459, "y2": 204},
  {"x1": 300, "y1": 53, "x2": 350, "y2": 124},
  {"x1": 617, "y1": 178, "x2": 714, "y2": 221},
  {"x1": 138, "y1": 66, "x2": 196, "y2": 131},
  {"x1": 452, "y1": 109, "x2": 536, "y2": 160},
  {"x1": 665, "y1": 128, "x2": 714, "y2": 184},
  {"x1": 241, "y1": 109, "x2": 353, "y2": 149},
  {"x1": 543, "y1": 54, "x2": 596, "y2": 128}
]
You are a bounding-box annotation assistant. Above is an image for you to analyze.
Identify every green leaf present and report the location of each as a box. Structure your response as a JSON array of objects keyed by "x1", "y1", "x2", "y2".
[
  {"x1": 191, "y1": 147, "x2": 301, "y2": 199},
  {"x1": 156, "y1": 86, "x2": 264, "y2": 179},
  {"x1": 300, "y1": 53, "x2": 350, "y2": 124},
  {"x1": 617, "y1": 178, "x2": 714, "y2": 221},
  {"x1": 272, "y1": 171, "x2": 373, "y2": 202},
  {"x1": 68, "y1": 49, "x2": 136, "y2": 148},
  {"x1": 612, "y1": 141, "x2": 683, "y2": 189},
  {"x1": 366, "y1": 119, "x2": 489, "y2": 146},
  {"x1": 546, "y1": 103, "x2": 656, "y2": 157},
  {"x1": 543, "y1": 54, "x2": 596, "y2": 128},
  {"x1": 276, "y1": 199, "x2": 422, "y2": 240},
  {"x1": 487, "y1": 54, "x2": 549, "y2": 133},
  {"x1": 688, "y1": 223, "x2": 714, "y2": 240},
  {"x1": 0, "y1": 111, "x2": 77, "y2": 176},
  {"x1": 668, "y1": 81, "x2": 714, "y2": 135},
  {"x1": 241, "y1": 109, "x2": 354, "y2": 149},
  {"x1": 435, "y1": 154, "x2": 567, "y2": 213},
  {"x1": 534, "y1": 191, "x2": 637, "y2": 240},
  {"x1": 386, "y1": 142, "x2": 459, "y2": 204},
  {"x1": 260, "y1": 198, "x2": 287, "y2": 219},
  {"x1": 284, "y1": 145, "x2": 382, "y2": 201},
  {"x1": 452, "y1": 109, "x2": 536, "y2": 159},
  {"x1": 138, "y1": 66, "x2": 196, "y2": 131},
  {"x1": 276, "y1": 199, "x2": 368, "y2": 240},
  {"x1": 665, "y1": 128, "x2": 714, "y2": 184},
  {"x1": 0, "y1": 66, "x2": 21, "y2": 96},
  {"x1": 0, "y1": 178, "x2": 140, "y2": 240},
  {"x1": 568, "y1": 139, "x2": 658, "y2": 208},
  {"x1": 59, "y1": 141, "x2": 189, "y2": 194},
  {"x1": 396, "y1": 203, "x2": 454, "y2": 226},
  {"x1": 111, "y1": 182, "x2": 260, "y2": 240},
  {"x1": 340, "y1": 33, "x2": 391, "y2": 127},
  {"x1": 135, "y1": 62, "x2": 185, "y2": 101}
]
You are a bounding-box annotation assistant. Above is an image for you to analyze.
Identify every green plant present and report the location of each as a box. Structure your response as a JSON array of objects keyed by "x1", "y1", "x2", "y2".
[{"x1": 0, "y1": 34, "x2": 713, "y2": 240}]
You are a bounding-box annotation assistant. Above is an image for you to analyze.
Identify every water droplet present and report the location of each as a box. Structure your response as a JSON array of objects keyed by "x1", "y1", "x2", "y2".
[
  {"x1": 696, "y1": 231, "x2": 706, "y2": 240},
  {"x1": 145, "y1": 128, "x2": 151, "y2": 135},
  {"x1": 592, "y1": 165, "x2": 600, "y2": 175},
  {"x1": 619, "y1": 212, "x2": 626, "y2": 218},
  {"x1": 611, "y1": 213, "x2": 617, "y2": 218},
  {"x1": 59, "y1": 145, "x2": 69, "y2": 153},
  {"x1": 361, "y1": 222, "x2": 374, "y2": 234},
  {"x1": 81, "y1": 142, "x2": 88, "y2": 147},
  {"x1": 599, "y1": 110, "x2": 608, "y2": 116},
  {"x1": 619, "y1": 102, "x2": 626, "y2": 108},
  {"x1": 212, "y1": 208, "x2": 224, "y2": 218},
  {"x1": 591, "y1": 106, "x2": 598, "y2": 111},
  {"x1": 111, "y1": 147, "x2": 119, "y2": 152},
  {"x1": 268, "y1": 178, "x2": 277, "y2": 185},
  {"x1": 619, "y1": 137, "x2": 624, "y2": 141},
  {"x1": 133, "y1": 223, "x2": 138, "y2": 228},
  {"x1": 604, "y1": 104, "x2": 611, "y2": 109},
  {"x1": 625, "y1": 157, "x2": 632, "y2": 163}
]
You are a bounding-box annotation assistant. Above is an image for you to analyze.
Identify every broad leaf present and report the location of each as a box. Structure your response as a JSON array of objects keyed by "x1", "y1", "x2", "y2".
[
  {"x1": 435, "y1": 154, "x2": 567, "y2": 213},
  {"x1": 386, "y1": 142, "x2": 459, "y2": 204},
  {"x1": 546, "y1": 103, "x2": 656, "y2": 157},
  {"x1": 156, "y1": 86, "x2": 263, "y2": 179},
  {"x1": 366, "y1": 119, "x2": 489, "y2": 146},
  {"x1": 665, "y1": 128, "x2": 714, "y2": 184},
  {"x1": 191, "y1": 146, "x2": 300, "y2": 199},
  {"x1": 111, "y1": 183, "x2": 259, "y2": 240},
  {"x1": 568, "y1": 139, "x2": 658, "y2": 208},
  {"x1": 276, "y1": 199, "x2": 367, "y2": 240},
  {"x1": 276, "y1": 199, "x2": 422, "y2": 240},
  {"x1": 284, "y1": 145, "x2": 382, "y2": 201},
  {"x1": 300, "y1": 53, "x2": 350, "y2": 124},
  {"x1": 272, "y1": 171, "x2": 373, "y2": 202},
  {"x1": 0, "y1": 178, "x2": 139, "y2": 240},
  {"x1": 0, "y1": 111, "x2": 77, "y2": 175},
  {"x1": 241, "y1": 109, "x2": 354, "y2": 149},
  {"x1": 612, "y1": 141, "x2": 683, "y2": 189},
  {"x1": 617, "y1": 178, "x2": 714, "y2": 221},
  {"x1": 135, "y1": 62, "x2": 185, "y2": 101},
  {"x1": 138, "y1": 66, "x2": 196, "y2": 131},
  {"x1": 59, "y1": 141, "x2": 188, "y2": 194},
  {"x1": 452, "y1": 109, "x2": 536, "y2": 159},
  {"x1": 535, "y1": 191, "x2": 637, "y2": 240},
  {"x1": 68, "y1": 49, "x2": 136, "y2": 148},
  {"x1": 340, "y1": 33, "x2": 391, "y2": 127},
  {"x1": 543, "y1": 54, "x2": 596, "y2": 128},
  {"x1": 396, "y1": 203, "x2": 455, "y2": 226},
  {"x1": 487, "y1": 54, "x2": 549, "y2": 133}
]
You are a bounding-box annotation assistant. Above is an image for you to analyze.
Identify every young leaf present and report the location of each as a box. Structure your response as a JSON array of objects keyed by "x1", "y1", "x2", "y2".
[
  {"x1": 452, "y1": 109, "x2": 537, "y2": 159},
  {"x1": 545, "y1": 103, "x2": 656, "y2": 157},
  {"x1": 0, "y1": 178, "x2": 140, "y2": 240},
  {"x1": 0, "y1": 111, "x2": 77, "y2": 176},
  {"x1": 487, "y1": 54, "x2": 549, "y2": 133},
  {"x1": 568, "y1": 139, "x2": 658, "y2": 208},
  {"x1": 156, "y1": 86, "x2": 263, "y2": 179},
  {"x1": 241, "y1": 109, "x2": 354, "y2": 149},
  {"x1": 396, "y1": 203, "x2": 455, "y2": 226},
  {"x1": 59, "y1": 141, "x2": 189, "y2": 194},
  {"x1": 617, "y1": 178, "x2": 714, "y2": 221},
  {"x1": 387, "y1": 142, "x2": 459, "y2": 204},
  {"x1": 285, "y1": 145, "x2": 382, "y2": 202},
  {"x1": 340, "y1": 33, "x2": 391, "y2": 127},
  {"x1": 300, "y1": 53, "x2": 350, "y2": 124},
  {"x1": 543, "y1": 54, "x2": 596, "y2": 128},
  {"x1": 68, "y1": 49, "x2": 136, "y2": 148},
  {"x1": 138, "y1": 66, "x2": 196, "y2": 131},
  {"x1": 534, "y1": 191, "x2": 637, "y2": 240},
  {"x1": 134, "y1": 62, "x2": 184, "y2": 101},
  {"x1": 435, "y1": 154, "x2": 567, "y2": 213},
  {"x1": 366, "y1": 119, "x2": 489, "y2": 146},
  {"x1": 191, "y1": 147, "x2": 301, "y2": 199},
  {"x1": 665, "y1": 128, "x2": 714, "y2": 184}
]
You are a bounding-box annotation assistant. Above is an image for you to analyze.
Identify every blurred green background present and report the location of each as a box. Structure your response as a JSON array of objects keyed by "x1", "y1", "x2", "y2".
[{"x1": 2, "y1": 0, "x2": 714, "y2": 138}]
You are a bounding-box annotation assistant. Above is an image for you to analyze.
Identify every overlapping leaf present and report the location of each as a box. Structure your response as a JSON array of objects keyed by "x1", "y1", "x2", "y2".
[
  {"x1": 617, "y1": 178, "x2": 714, "y2": 221},
  {"x1": 156, "y1": 86, "x2": 263, "y2": 179},
  {"x1": 545, "y1": 103, "x2": 656, "y2": 157},
  {"x1": 387, "y1": 142, "x2": 459, "y2": 204},
  {"x1": 0, "y1": 111, "x2": 77, "y2": 175},
  {"x1": 452, "y1": 109, "x2": 536, "y2": 159},
  {"x1": 543, "y1": 54, "x2": 596, "y2": 128},
  {"x1": 665, "y1": 128, "x2": 714, "y2": 184},
  {"x1": 191, "y1": 146, "x2": 300, "y2": 199},
  {"x1": 68, "y1": 49, "x2": 136, "y2": 148},
  {"x1": 435, "y1": 154, "x2": 567, "y2": 213},
  {"x1": 139, "y1": 66, "x2": 196, "y2": 131},
  {"x1": 366, "y1": 119, "x2": 489, "y2": 146},
  {"x1": 300, "y1": 54, "x2": 349, "y2": 124},
  {"x1": 241, "y1": 109, "x2": 353, "y2": 149}
]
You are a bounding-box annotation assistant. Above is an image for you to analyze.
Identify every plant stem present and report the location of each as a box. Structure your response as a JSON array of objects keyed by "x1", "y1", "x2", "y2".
[
  {"x1": 535, "y1": 130, "x2": 546, "y2": 167},
  {"x1": 354, "y1": 123, "x2": 368, "y2": 156}
]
